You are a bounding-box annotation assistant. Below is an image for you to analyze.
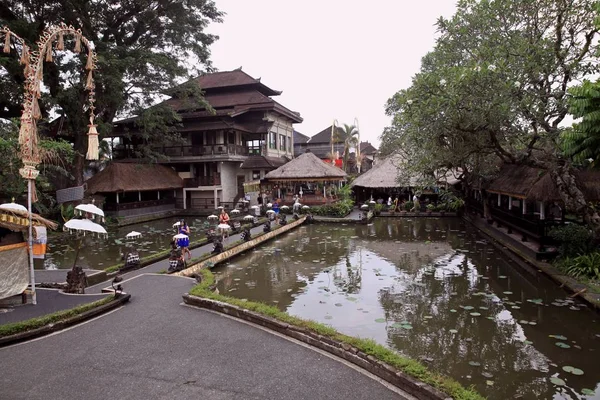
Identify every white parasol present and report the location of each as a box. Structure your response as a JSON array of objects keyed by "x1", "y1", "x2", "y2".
[
  {"x1": 266, "y1": 209, "x2": 275, "y2": 214},
  {"x1": 302, "y1": 205, "x2": 310, "y2": 209},
  {"x1": 369, "y1": 200, "x2": 376, "y2": 204},
  {"x1": 217, "y1": 223, "x2": 231, "y2": 230},
  {"x1": 250, "y1": 205, "x2": 260, "y2": 209},
  {"x1": 217, "y1": 206, "x2": 224, "y2": 209},
  {"x1": 266, "y1": 203, "x2": 273, "y2": 208},
  {"x1": 75, "y1": 203, "x2": 105, "y2": 218},
  {"x1": 173, "y1": 233, "x2": 189, "y2": 239},
  {"x1": 207, "y1": 214, "x2": 218, "y2": 220},
  {"x1": 361, "y1": 204, "x2": 369, "y2": 210},
  {"x1": 280, "y1": 205, "x2": 289, "y2": 209},
  {"x1": 243, "y1": 215, "x2": 255, "y2": 220},
  {"x1": 173, "y1": 221, "x2": 181, "y2": 228},
  {"x1": 231, "y1": 209, "x2": 240, "y2": 214},
  {"x1": 64, "y1": 218, "x2": 108, "y2": 238},
  {"x1": 0, "y1": 201, "x2": 27, "y2": 212},
  {"x1": 126, "y1": 231, "x2": 142, "y2": 240}
]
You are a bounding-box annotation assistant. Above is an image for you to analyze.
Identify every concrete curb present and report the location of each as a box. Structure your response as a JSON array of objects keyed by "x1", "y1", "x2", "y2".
[
  {"x1": 0, "y1": 294, "x2": 131, "y2": 347},
  {"x1": 464, "y1": 215, "x2": 600, "y2": 311},
  {"x1": 175, "y1": 217, "x2": 306, "y2": 278},
  {"x1": 183, "y1": 294, "x2": 451, "y2": 400}
]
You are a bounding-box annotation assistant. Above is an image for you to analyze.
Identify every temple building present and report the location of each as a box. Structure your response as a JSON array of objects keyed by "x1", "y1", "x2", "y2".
[{"x1": 108, "y1": 68, "x2": 303, "y2": 210}]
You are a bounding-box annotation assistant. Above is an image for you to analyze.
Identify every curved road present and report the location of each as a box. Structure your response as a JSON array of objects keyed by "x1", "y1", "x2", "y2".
[{"x1": 0, "y1": 274, "x2": 409, "y2": 400}]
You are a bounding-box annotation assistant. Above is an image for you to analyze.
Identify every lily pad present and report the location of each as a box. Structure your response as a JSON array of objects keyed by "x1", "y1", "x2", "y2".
[
  {"x1": 498, "y1": 275, "x2": 507, "y2": 279},
  {"x1": 527, "y1": 298, "x2": 543, "y2": 304},
  {"x1": 486, "y1": 316, "x2": 495, "y2": 320},
  {"x1": 581, "y1": 388, "x2": 595, "y2": 395},
  {"x1": 324, "y1": 315, "x2": 333, "y2": 320},
  {"x1": 482, "y1": 371, "x2": 494, "y2": 378},
  {"x1": 470, "y1": 312, "x2": 481, "y2": 316},
  {"x1": 450, "y1": 309, "x2": 457, "y2": 313},
  {"x1": 400, "y1": 323, "x2": 413, "y2": 330},
  {"x1": 449, "y1": 329, "x2": 458, "y2": 334},
  {"x1": 391, "y1": 322, "x2": 403, "y2": 329},
  {"x1": 549, "y1": 334, "x2": 567, "y2": 340},
  {"x1": 335, "y1": 303, "x2": 343, "y2": 307},
  {"x1": 468, "y1": 361, "x2": 481, "y2": 367},
  {"x1": 503, "y1": 291, "x2": 513, "y2": 295},
  {"x1": 523, "y1": 340, "x2": 533, "y2": 345},
  {"x1": 462, "y1": 306, "x2": 475, "y2": 310},
  {"x1": 562, "y1": 366, "x2": 584, "y2": 375},
  {"x1": 549, "y1": 377, "x2": 566, "y2": 386},
  {"x1": 347, "y1": 297, "x2": 357, "y2": 302},
  {"x1": 486, "y1": 380, "x2": 494, "y2": 386},
  {"x1": 424, "y1": 315, "x2": 433, "y2": 319},
  {"x1": 374, "y1": 318, "x2": 386, "y2": 323},
  {"x1": 555, "y1": 342, "x2": 571, "y2": 349}
]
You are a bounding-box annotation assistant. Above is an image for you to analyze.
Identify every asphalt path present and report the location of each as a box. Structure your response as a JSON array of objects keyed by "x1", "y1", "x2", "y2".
[{"x1": 0, "y1": 274, "x2": 409, "y2": 400}]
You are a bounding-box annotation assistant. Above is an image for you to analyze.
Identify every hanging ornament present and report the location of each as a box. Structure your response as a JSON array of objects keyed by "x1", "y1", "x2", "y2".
[
  {"x1": 18, "y1": 115, "x2": 30, "y2": 146},
  {"x1": 3, "y1": 31, "x2": 10, "y2": 53},
  {"x1": 86, "y1": 119, "x2": 99, "y2": 160},
  {"x1": 74, "y1": 33, "x2": 81, "y2": 53},
  {"x1": 32, "y1": 97, "x2": 42, "y2": 120},
  {"x1": 20, "y1": 44, "x2": 29, "y2": 65},
  {"x1": 85, "y1": 49, "x2": 93, "y2": 70},
  {"x1": 57, "y1": 32, "x2": 64, "y2": 50},
  {"x1": 45, "y1": 43, "x2": 53, "y2": 62},
  {"x1": 85, "y1": 70, "x2": 93, "y2": 90}
]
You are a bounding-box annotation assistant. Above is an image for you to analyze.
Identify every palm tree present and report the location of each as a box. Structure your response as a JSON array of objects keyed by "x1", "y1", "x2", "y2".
[{"x1": 334, "y1": 124, "x2": 359, "y2": 172}]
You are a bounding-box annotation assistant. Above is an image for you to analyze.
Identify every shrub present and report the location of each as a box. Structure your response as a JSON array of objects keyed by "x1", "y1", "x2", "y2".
[
  {"x1": 560, "y1": 253, "x2": 600, "y2": 281},
  {"x1": 426, "y1": 203, "x2": 436, "y2": 211},
  {"x1": 374, "y1": 203, "x2": 384, "y2": 214},
  {"x1": 404, "y1": 201, "x2": 414, "y2": 211},
  {"x1": 311, "y1": 199, "x2": 354, "y2": 217},
  {"x1": 549, "y1": 224, "x2": 595, "y2": 258}
]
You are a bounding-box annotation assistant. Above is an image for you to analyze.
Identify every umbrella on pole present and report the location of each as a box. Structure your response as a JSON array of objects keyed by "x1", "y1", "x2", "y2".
[
  {"x1": 207, "y1": 215, "x2": 218, "y2": 220},
  {"x1": 231, "y1": 209, "x2": 240, "y2": 214},
  {"x1": 0, "y1": 200, "x2": 27, "y2": 212},
  {"x1": 243, "y1": 215, "x2": 254, "y2": 221},
  {"x1": 126, "y1": 231, "x2": 142, "y2": 240}
]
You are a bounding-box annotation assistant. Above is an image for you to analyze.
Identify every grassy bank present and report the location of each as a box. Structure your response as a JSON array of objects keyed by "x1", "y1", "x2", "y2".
[
  {"x1": 0, "y1": 295, "x2": 113, "y2": 338},
  {"x1": 190, "y1": 268, "x2": 484, "y2": 400}
]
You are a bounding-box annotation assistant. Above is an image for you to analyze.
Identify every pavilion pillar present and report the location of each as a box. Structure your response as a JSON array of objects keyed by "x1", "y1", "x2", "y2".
[
  {"x1": 157, "y1": 191, "x2": 160, "y2": 200},
  {"x1": 540, "y1": 201, "x2": 545, "y2": 220},
  {"x1": 116, "y1": 192, "x2": 120, "y2": 204},
  {"x1": 522, "y1": 200, "x2": 527, "y2": 215},
  {"x1": 214, "y1": 187, "x2": 218, "y2": 208},
  {"x1": 183, "y1": 189, "x2": 187, "y2": 210},
  {"x1": 497, "y1": 194, "x2": 501, "y2": 207},
  {"x1": 138, "y1": 191, "x2": 142, "y2": 202},
  {"x1": 508, "y1": 196, "x2": 512, "y2": 210}
]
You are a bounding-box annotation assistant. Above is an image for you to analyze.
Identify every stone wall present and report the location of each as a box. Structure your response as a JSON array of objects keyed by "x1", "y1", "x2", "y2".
[{"x1": 219, "y1": 162, "x2": 239, "y2": 203}]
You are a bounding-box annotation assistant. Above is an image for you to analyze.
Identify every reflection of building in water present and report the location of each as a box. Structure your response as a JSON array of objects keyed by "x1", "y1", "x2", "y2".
[{"x1": 362, "y1": 240, "x2": 453, "y2": 272}]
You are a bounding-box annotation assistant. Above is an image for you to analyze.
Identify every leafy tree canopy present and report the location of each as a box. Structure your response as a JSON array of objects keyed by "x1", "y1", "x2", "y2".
[
  {"x1": 381, "y1": 0, "x2": 600, "y2": 230},
  {"x1": 0, "y1": 0, "x2": 223, "y2": 185}
]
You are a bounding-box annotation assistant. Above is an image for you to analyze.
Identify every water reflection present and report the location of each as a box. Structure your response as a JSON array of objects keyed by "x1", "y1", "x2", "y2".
[
  {"x1": 44, "y1": 217, "x2": 207, "y2": 269},
  {"x1": 214, "y1": 219, "x2": 600, "y2": 400}
]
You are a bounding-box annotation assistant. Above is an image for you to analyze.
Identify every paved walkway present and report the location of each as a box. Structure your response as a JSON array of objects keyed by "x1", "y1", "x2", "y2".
[
  {"x1": 0, "y1": 274, "x2": 409, "y2": 400},
  {"x1": 0, "y1": 288, "x2": 107, "y2": 325}
]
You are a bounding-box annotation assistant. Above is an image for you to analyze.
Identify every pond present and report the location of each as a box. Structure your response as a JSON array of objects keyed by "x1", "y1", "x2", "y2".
[
  {"x1": 213, "y1": 218, "x2": 600, "y2": 400},
  {"x1": 43, "y1": 217, "x2": 211, "y2": 270}
]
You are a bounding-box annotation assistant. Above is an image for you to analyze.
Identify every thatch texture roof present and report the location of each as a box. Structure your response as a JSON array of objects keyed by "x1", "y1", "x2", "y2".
[
  {"x1": 351, "y1": 155, "x2": 418, "y2": 188},
  {"x1": 487, "y1": 164, "x2": 600, "y2": 201},
  {"x1": 86, "y1": 163, "x2": 184, "y2": 194},
  {"x1": 263, "y1": 151, "x2": 347, "y2": 181}
]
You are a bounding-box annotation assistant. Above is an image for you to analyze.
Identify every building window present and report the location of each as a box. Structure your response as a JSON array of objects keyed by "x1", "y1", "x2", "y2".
[
  {"x1": 252, "y1": 170, "x2": 261, "y2": 180},
  {"x1": 279, "y1": 134, "x2": 286, "y2": 151},
  {"x1": 269, "y1": 132, "x2": 277, "y2": 149},
  {"x1": 247, "y1": 140, "x2": 262, "y2": 155}
]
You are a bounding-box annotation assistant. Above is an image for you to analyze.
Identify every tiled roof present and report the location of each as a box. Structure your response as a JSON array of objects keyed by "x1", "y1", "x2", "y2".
[
  {"x1": 294, "y1": 130, "x2": 310, "y2": 144},
  {"x1": 359, "y1": 141, "x2": 377, "y2": 155},
  {"x1": 194, "y1": 69, "x2": 281, "y2": 96},
  {"x1": 240, "y1": 156, "x2": 288, "y2": 170},
  {"x1": 308, "y1": 125, "x2": 345, "y2": 144}
]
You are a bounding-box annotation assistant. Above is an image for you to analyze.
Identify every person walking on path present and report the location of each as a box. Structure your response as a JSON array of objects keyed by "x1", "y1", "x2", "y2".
[
  {"x1": 272, "y1": 200, "x2": 280, "y2": 215},
  {"x1": 411, "y1": 194, "x2": 420, "y2": 212},
  {"x1": 219, "y1": 209, "x2": 230, "y2": 240},
  {"x1": 178, "y1": 219, "x2": 192, "y2": 260}
]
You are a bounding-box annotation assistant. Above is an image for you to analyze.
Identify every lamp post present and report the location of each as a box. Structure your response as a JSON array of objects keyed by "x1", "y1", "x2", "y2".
[{"x1": 2, "y1": 24, "x2": 100, "y2": 304}]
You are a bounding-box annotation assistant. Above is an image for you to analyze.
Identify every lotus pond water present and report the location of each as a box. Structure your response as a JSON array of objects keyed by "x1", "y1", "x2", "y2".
[
  {"x1": 213, "y1": 218, "x2": 600, "y2": 400},
  {"x1": 42, "y1": 217, "x2": 209, "y2": 269}
]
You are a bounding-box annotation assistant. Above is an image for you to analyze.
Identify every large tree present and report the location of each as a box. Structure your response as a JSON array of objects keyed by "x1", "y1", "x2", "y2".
[
  {"x1": 0, "y1": 0, "x2": 223, "y2": 185},
  {"x1": 335, "y1": 124, "x2": 359, "y2": 173},
  {"x1": 381, "y1": 0, "x2": 600, "y2": 232}
]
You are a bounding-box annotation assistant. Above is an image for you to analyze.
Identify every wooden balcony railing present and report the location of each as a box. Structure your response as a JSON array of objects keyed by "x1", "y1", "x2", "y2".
[
  {"x1": 153, "y1": 144, "x2": 249, "y2": 157},
  {"x1": 184, "y1": 176, "x2": 222, "y2": 187}
]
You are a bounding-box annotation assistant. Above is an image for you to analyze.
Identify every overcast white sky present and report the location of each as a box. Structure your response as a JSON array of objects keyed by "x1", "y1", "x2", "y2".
[{"x1": 207, "y1": 1, "x2": 458, "y2": 147}]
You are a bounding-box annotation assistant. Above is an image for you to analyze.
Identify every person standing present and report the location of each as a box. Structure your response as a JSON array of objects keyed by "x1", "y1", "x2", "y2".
[
  {"x1": 272, "y1": 199, "x2": 280, "y2": 215},
  {"x1": 411, "y1": 194, "x2": 420, "y2": 212},
  {"x1": 178, "y1": 219, "x2": 191, "y2": 260}
]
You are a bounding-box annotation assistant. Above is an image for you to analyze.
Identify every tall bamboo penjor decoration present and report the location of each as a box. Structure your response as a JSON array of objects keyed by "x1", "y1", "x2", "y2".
[{"x1": 1, "y1": 23, "x2": 99, "y2": 304}]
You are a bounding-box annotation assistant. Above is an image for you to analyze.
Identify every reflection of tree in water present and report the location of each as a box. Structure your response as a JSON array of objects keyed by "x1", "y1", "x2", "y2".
[{"x1": 376, "y1": 220, "x2": 599, "y2": 399}]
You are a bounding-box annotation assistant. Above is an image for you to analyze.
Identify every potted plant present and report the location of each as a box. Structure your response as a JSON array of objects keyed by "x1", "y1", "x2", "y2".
[
  {"x1": 374, "y1": 203, "x2": 384, "y2": 216},
  {"x1": 426, "y1": 203, "x2": 436, "y2": 213},
  {"x1": 438, "y1": 203, "x2": 446, "y2": 216}
]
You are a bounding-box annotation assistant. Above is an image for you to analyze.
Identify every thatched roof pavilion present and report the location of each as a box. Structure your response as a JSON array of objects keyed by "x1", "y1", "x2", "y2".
[
  {"x1": 263, "y1": 151, "x2": 347, "y2": 182},
  {"x1": 351, "y1": 155, "x2": 417, "y2": 189},
  {"x1": 487, "y1": 164, "x2": 600, "y2": 202},
  {"x1": 86, "y1": 163, "x2": 184, "y2": 194}
]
